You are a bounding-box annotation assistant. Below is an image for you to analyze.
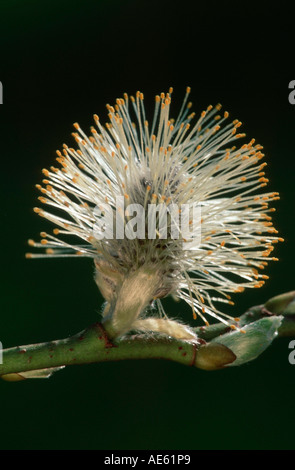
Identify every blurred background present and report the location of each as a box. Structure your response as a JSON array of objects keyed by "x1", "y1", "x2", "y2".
[{"x1": 0, "y1": 0, "x2": 294, "y2": 450}]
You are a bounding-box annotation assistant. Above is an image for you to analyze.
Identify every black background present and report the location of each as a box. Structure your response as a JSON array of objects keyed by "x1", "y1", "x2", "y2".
[{"x1": 0, "y1": 0, "x2": 294, "y2": 450}]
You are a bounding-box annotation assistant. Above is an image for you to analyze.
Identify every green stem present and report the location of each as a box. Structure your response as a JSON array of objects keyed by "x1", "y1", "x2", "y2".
[
  {"x1": 0, "y1": 323, "x2": 199, "y2": 375},
  {"x1": 195, "y1": 305, "x2": 295, "y2": 340},
  {"x1": 0, "y1": 292, "x2": 294, "y2": 378}
]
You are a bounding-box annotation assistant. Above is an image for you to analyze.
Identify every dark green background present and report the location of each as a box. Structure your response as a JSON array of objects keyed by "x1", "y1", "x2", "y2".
[{"x1": 0, "y1": 0, "x2": 294, "y2": 450}]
